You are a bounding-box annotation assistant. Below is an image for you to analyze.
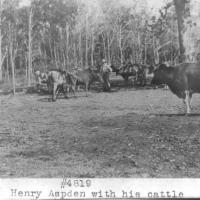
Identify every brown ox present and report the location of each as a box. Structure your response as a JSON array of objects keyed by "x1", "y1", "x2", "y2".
[
  {"x1": 151, "y1": 63, "x2": 200, "y2": 114},
  {"x1": 70, "y1": 68, "x2": 103, "y2": 96}
]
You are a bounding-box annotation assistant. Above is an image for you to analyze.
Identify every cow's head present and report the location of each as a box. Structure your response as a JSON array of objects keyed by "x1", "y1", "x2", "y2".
[{"x1": 151, "y1": 64, "x2": 168, "y2": 85}]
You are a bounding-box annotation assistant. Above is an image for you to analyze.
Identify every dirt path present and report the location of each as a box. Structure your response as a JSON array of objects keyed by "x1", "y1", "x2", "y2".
[{"x1": 1, "y1": 87, "x2": 200, "y2": 177}]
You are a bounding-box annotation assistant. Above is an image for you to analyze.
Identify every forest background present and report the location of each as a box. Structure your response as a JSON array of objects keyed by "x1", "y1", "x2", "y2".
[{"x1": 0, "y1": 0, "x2": 200, "y2": 91}]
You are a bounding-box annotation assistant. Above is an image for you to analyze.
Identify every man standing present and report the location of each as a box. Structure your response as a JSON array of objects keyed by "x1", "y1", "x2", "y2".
[{"x1": 100, "y1": 59, "x2": 112, "y2": 91}]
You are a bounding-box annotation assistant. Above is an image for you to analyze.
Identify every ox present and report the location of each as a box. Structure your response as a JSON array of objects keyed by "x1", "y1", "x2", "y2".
[
  {"x1": 71, "y1": 68, "x2": 103, "y2": 96},
  {"x1": 47, "y1": 70, "x2": 76, "y2": 101},
  {"x1": 151, "y1": 63, "x2": 200, "y2": 114}
]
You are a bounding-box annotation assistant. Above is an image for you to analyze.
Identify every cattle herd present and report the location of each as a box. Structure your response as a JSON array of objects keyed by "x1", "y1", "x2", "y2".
[
  {"x1": 35, "y1": 61, "x2": 200, "y2": 114},
  {"x1": 35, "y1": 67, "x2": 103, "y2": 101}
]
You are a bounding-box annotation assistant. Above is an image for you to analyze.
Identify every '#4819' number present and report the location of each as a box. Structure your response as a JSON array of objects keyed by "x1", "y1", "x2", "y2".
[{"x1": 62, "y1": 179, "x2": 92, "y2": 188}]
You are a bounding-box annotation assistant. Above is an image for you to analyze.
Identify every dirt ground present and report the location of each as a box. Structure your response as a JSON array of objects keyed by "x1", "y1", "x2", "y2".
[{"x1": 1, "y1": 76, "x2": 200, "y2": 177}]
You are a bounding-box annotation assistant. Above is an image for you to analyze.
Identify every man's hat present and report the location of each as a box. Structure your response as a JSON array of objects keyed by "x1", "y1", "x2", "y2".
[{"x1": 102, "y1": 59, "x2": 106, "y2": 63}]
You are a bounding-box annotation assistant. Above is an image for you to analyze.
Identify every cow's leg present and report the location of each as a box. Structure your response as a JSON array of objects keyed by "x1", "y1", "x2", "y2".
[
  {"x1": 55, "y1": 85, "x2": 61, "y2": 96},
  {"x1": 63, "y1": 85, "x2": 68, "y2": 99},
  {"x1": 68, "y1": 84, "x2": 76, "y2": 98},
  {"x1": 47, "y1": 82, "x2": 52, "y2": 94},
  {"x1": 71, "y1": 80, "x2": 77, "y2": 98},
  {"x1": 55, "y1": 85, "x2": 63, "y2": 99},
  {"x1": 52, "y1": 83, "x2": 58, "y2": 102},
  {"x1": 189, "y1": 92, "x2": 192, "y2": 108},
  {"x1": 185, "y1": 90, "x2": 191, "y2": 114}
]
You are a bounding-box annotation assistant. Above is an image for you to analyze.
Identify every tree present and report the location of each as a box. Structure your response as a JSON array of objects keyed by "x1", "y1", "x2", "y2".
[
  {"x1": 28, "y1": 4, "x2": 32, "y2": 86},
  {"x1": 173, "y1": 0, "x2": 190, "y2": 62},
  {"x1": 0, "y1": 0, "x2": 7, "y2": 82}
]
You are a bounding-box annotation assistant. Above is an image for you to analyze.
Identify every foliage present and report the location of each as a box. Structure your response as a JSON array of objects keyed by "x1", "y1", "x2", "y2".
[{"x1": 0, "y1": 0, "x2": 200, "y2": 84}]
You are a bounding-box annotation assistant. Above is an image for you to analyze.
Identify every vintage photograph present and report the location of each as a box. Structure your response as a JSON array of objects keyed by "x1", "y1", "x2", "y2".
[{"x1": 0, "y1": 0, "x2": 200, "y2": 178}]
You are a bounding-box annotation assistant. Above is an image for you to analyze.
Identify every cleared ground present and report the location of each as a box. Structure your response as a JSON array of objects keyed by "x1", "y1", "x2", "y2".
[{"x1": 1, "y1": 77, "x2": 200, "y2": 177}]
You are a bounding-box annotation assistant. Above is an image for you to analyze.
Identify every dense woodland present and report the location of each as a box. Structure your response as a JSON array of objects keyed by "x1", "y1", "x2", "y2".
[{"x1": 0, "y1": 0, "x2": 199, "y2": 91}]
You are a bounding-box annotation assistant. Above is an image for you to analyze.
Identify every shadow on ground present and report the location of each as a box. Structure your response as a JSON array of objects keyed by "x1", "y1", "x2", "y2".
[{"x1": 152, "y1": 113, "x2": 200, "y2": 117}]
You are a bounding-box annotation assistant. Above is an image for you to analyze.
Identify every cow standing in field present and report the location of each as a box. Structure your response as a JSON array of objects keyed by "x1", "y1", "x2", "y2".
[
  {"x1": 71, "y1": 68, "x2": 103, "y2": 96},
  {"x1": 151, "y1": 63, "x2": 200, "y2": 114},
  {"x1": 47, "y1": 70, "x2": 76, "y2": 101}
]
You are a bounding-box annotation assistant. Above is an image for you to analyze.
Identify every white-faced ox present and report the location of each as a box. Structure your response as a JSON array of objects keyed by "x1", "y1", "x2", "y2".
[
  {"x1": 47, "y1": 70, "x2": 76, "y2": 101},
  {"x1": 151, "y1": 63, "x2": 200, "y2": 114}
]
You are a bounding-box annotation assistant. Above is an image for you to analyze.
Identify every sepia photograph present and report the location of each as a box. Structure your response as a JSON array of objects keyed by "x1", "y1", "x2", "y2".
[{"x1": 1, "y1": 0, "x2": 200, "y2": 178}]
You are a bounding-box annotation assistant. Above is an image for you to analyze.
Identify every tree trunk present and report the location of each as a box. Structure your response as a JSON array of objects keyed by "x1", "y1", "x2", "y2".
[
  {"x1": 174, "y1": 0, "x2": 187, "y2": 63},
  {"x1": 91, "y1": 28, "x2": 94, "y2": 66},
  {"x1": 6, "y1": 51, "x2": 9, "y2": 81},
  {"x1": 107, "y1": 32, "x2": 111, "y2": 64},
  {"x1": 85, "y1": 14, "x2": 88, "y2": 67},
  {"x1": 176, "y1": 14, "x2": 185, "y2": 62},
  {"x1": 28, "y1": 6, "x2": 32, "y2": 86},
  {"x1": 25, "y1": 53, "x2": 28, "y2": 80},
  {"x1": 63, "y1": 52, "x2": 66, "y2": 69},
  {"x1": 66, "y1": 24, "x2": 69, "y2": 66},
  {"x1": 137, "y1": 33, "x2": 140, "y2": 63},
  {"x1": 144, "y1": 35, "x2": 147, "y2": 64},
  {"x1": 10, "y1": 51, "x2": 15, "y2": 95},
  {"x1": 119, "y1": 26, "x2": 123, "y2": 66},
  {"x1": 73, "y1": 43, "x2": 77, "y2": 67},
  {"x1": 102, "y1": 35, "x2": 107, "y2": 60},
  {"x1": 54, "y1": 42, "x2": 58, "y2": 68},
  {"x1": 9, "y1": 23, "x2": 15, "y2": 95},
  {"x1": 79, "y1": 31, "x2": 82, "y2": 67},
  {"x1": 0, "y1": 0, "x2": 2, "y2": 82},
  {"x1": 153, "y1": 35, "x2": 159, "y2": 64}
]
